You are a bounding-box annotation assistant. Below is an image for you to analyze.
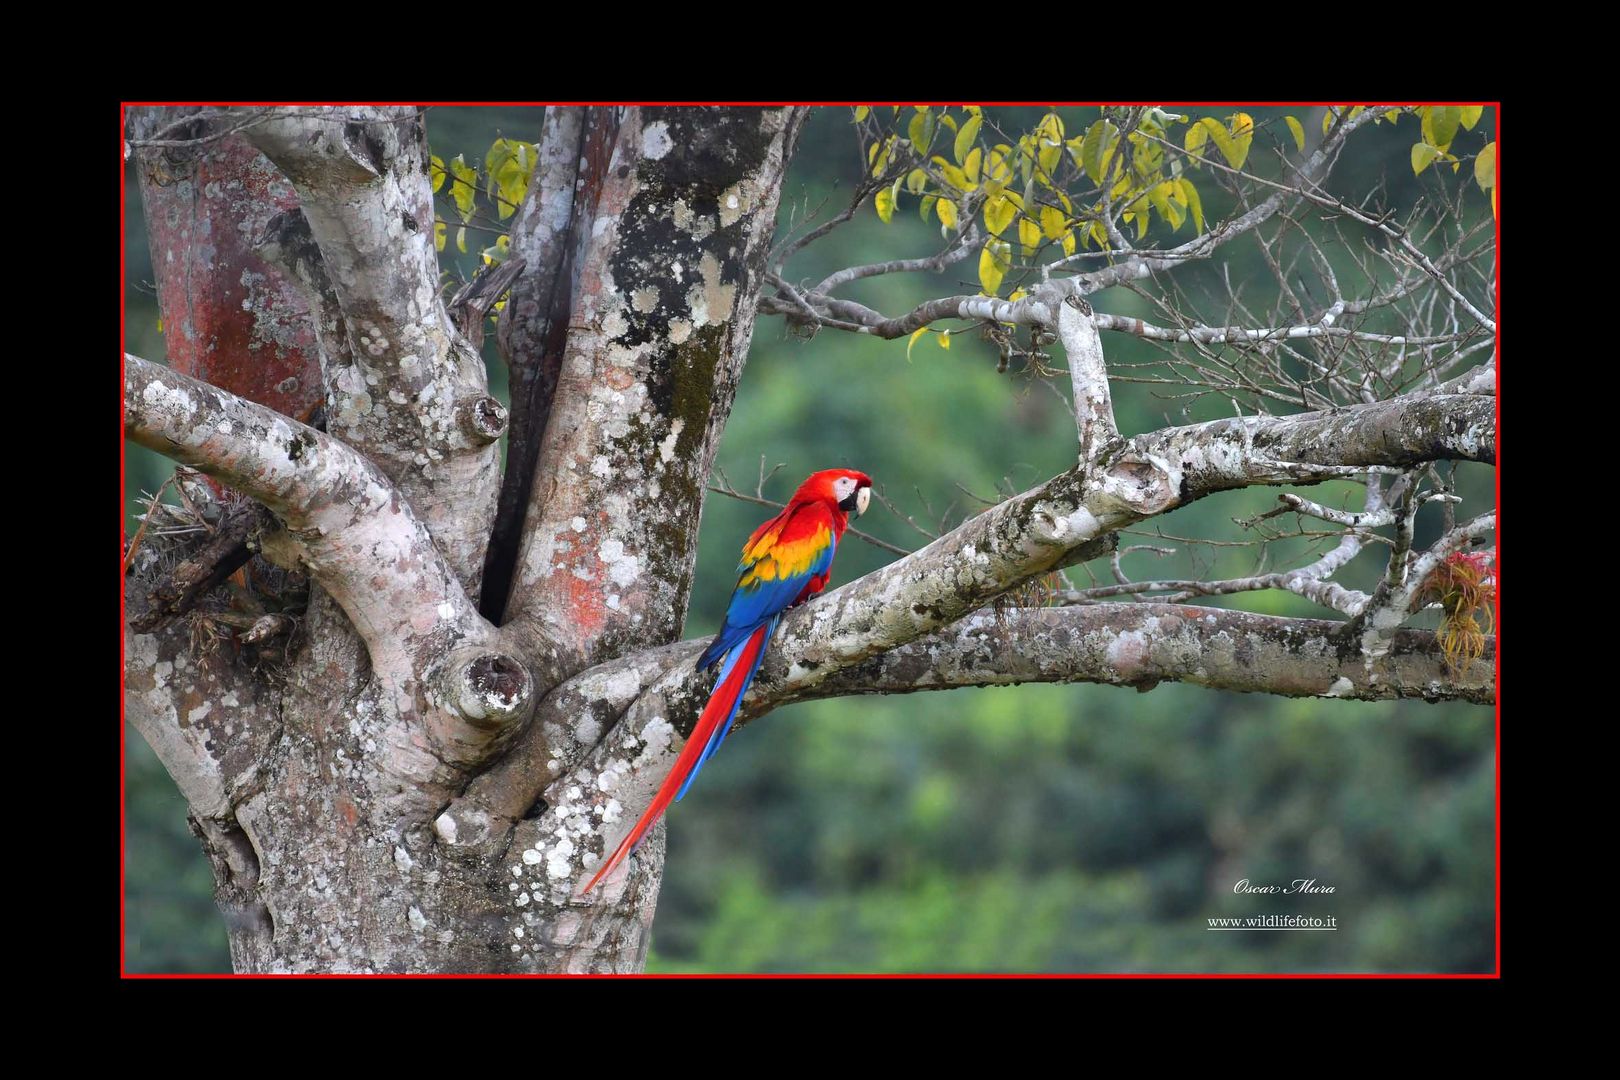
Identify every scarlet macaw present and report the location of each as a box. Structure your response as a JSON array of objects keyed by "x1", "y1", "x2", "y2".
[{"x1": 583, "y1": 468, "x2": 874, "y2": 893}]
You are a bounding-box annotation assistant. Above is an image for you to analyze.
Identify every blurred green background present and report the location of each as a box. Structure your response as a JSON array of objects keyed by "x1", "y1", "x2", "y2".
[{"x1": 124, "y1": 105, "x2": 1496, "y2": 973}]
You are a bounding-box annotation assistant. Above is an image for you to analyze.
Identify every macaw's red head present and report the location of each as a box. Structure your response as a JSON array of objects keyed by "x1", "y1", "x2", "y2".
[{"x1": 795, "y1": 468, "x2": 873, "y2": 518}]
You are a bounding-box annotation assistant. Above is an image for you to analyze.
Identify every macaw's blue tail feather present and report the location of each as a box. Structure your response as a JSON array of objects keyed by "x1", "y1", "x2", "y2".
[
  {"x1": 581, "y1": 617, "x2": 776, "y2": 895},
  {"x1": 678, "y1": 616, "x2": 778, "y2": 802}
]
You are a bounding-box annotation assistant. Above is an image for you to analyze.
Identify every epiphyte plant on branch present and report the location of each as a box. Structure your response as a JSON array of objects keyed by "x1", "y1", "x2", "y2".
[{"x1": 123, "y1": 103, "x2": 1496, "y2": 974}]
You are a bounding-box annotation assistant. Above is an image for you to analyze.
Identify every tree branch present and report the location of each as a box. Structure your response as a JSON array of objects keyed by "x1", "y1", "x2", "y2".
[
  {"x1": 243, "y1": 105, "x2": 501, "y2": 589},
  {"x1": 124, "y1": 355, "x2": 533, "y2": 744}
]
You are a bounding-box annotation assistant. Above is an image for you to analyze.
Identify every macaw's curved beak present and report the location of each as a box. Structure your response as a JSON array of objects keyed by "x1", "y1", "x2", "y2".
[{"x1": 839, "y1": 482, "x2": 872, "y2": 516}]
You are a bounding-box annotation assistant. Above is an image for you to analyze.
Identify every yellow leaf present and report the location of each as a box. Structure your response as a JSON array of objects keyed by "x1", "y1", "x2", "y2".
[
  {"x1": 1061, "y1": 229, "x2": 1076, "y2": 256},
  {"x1": 1177, "y1": 177, "x2": 1204, "y2": 234},
  {"x1": 1411, "y1": 142, "x2": 1440, "y2": 176},
  {"x1": 939, "y1": 330, "x2": 951, "y2": 350},
  {"x1": 906, "y1": 168, "x2": 928, "y2": 195},
  {"x1": 456, "y1": 225, "x2": 467, "y2": 254},
  {"x1": 932, "y1": 156, "x2": 973, "y2": 192},
  {"x1": 1227, "y1": 113, "x2": 1254, "y2": 170},
  {"x1": 963, "y1": 146, "x2": 982, "y2": 185},
  {"x1": 906, "y1": 327, "x2": 927, "y2": 360},
  {"x1": 1474, "y1": 142, "x2": 1496, "y2": 192},
  {"x1": 450, "y1": 155, "x2": 477, "y2": 221},
  {"x1": 430, "y1": 155, "x2": 447, "y2": 194},
  {"x1": 434, "y1": 219, "x2": 447, "y2": 252},
  {"x1": 875, "y1": 187, "x2": 895, "y2": 223},
  {"x1": 979, "y1": 240, "x2": 1010, "y2": 296},
  {"x1": 854, "y1": 105, "x2": 870, "y2": 122},
  {"x1": 1460, "y1": 105, "x2": 1483, "y2": 130},
  {"x1": 1385, "y1": 109, "x2": 1401, "y2": 123},
  {"x1": 1284, "y1": 116, "x2": 1306, "y2": 153},
  {"x1": 983, "y1": 194, "x2": 1016, "y2": 237},
  {"x1": 1017, "y1": 217, "x2": 1041, "y2": 256},
  {"x1": 1039, "y1": 204, "x2": 1067, "y2": 241},
  {"x1": 1184, "y1": 121, "x2": 1208, "y2": 164},
  {"x1": 936, "y1": 198, "x2": 959, "y2": 231}
]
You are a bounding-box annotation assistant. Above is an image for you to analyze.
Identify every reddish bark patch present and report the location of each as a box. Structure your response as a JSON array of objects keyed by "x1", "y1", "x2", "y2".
[{"x1": 142, "y1": 137, "x2": 324, "y2": 422}]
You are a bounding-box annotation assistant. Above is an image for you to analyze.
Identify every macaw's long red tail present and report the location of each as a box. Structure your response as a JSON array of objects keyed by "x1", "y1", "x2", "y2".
[{"x1": 581, "y1": 618, "x2": 778, "y2": 894}]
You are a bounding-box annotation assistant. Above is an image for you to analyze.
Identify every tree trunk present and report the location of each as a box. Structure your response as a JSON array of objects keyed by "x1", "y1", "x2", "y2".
[{"x1": 127, "y1": 106, "x2": 808, "y2": 972}]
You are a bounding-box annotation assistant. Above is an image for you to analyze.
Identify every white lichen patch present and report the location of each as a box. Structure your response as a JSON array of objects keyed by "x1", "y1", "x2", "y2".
[
  {"x1": 717, "y1": 180, "x2": 754, "y2": 227},
  {"x1": 407, "y1": 906, "x2": 428, "y2": 932},
  {"x1": 598, "y1": 539, "x2": 641, "y2": 588},
  {"x1": 1322, "y1": 676, "x2": 1355, "y2": 698},
  {"x1": 571, "y1": 516, "x2": 587, "y2": 533},
  {"x1": 687, "y1": 252, "x2": 737, "y2": 328},
  {"x1": 631, "y1": 286, "x2": 660, "y2": 313},
  {"x1": 642, "y1": 121, "x2": 673, "y2": 161},
  {"x1": 658, "y1": 419, "x2": 685, "y2": 465},
  {"x1": 521, "y1": 848, "x2": 544, "y2": 865}
]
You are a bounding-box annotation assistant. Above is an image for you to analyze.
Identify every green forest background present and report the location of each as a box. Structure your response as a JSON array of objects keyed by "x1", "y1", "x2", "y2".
[{"x1": 123, "y1": 105, "x2": 1496, "y2": 973}]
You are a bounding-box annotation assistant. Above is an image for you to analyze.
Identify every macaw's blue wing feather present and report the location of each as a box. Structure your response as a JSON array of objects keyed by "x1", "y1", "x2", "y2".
[
  {"x1": 696, "y1": 514, "x2": 836, "y2": 671},
  {"x1": 676, "y1": 614, "x2": 780, "y2": 802}
]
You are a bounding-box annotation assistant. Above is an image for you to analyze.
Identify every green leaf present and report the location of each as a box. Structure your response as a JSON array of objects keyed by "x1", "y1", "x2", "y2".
[
  {"x1": 455, "y1": 225, "x2": 467, "y2": 254},
  {"x1": 920, "y1": 194, "x2": 936, "y2": 222},
  {"x1": 1284, "y1": 115, "x2": 1306, "y2": 153},
  {"x1": 1411, "y1": 142, "x2": 1441, "y2": 176},
  {"x1": 449, "y1": 155, "x2": 477, "y2": 221},
  {"x1": 1081, "y1": 120, "x2": 1118, "y2": 185},
  {"x1": 906, "y1": 168, "x2": 928, "y2": 195},
  {"x1": 906, "y1": 327, "x2": 928, "y2": 360},
  {"x1": 954, "y1": 114, "x2": 982, "y2": 165},
  {"x1": 1422, "y1": 106, "x2": 1461, "y2": 151},
  {"x1": 1460, "y1": 105, "x2": 1483, "y2": 131},
  {"x1": 875, "y1": 186, "x2": 895, "y2": 223},
  {"x1": 1474, "y1": 142, "x2": 1496, "y2": 192},
  {"x1": 908, "y1": 109, "x2": 935, "y2": 152}
]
